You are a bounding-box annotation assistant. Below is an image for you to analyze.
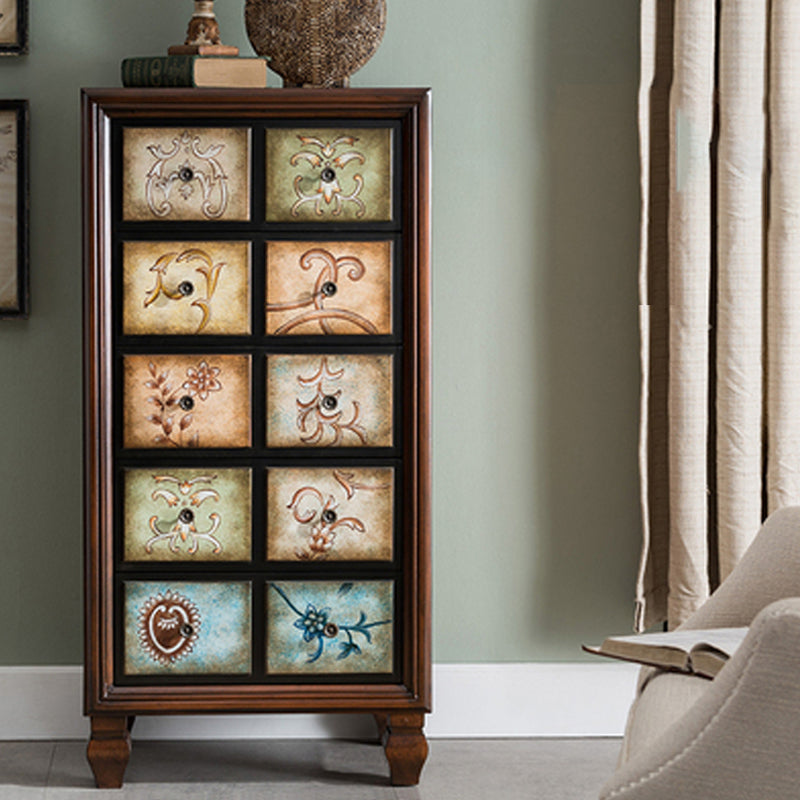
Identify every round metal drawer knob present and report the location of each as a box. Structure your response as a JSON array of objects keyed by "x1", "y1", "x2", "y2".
[
  {"x1": 179, "y1": 508, "x2": 195, "y2": 524},
  {"x1": 320, "y1": 167, "x2": 336, "y2": 183},
  {"x1": 180, "y1": 624, "x2": 194, "y2": 638},
  {"x1": 321, "y1": 281, "x2": 338, "y2": 297},
  {"x1": 179, "y1": 166, "x2": 194, "y2": 182},
  {"x1": 321, "y1": 395, "x2": 338, "y2": 411},
  {"x1": 321, "y1": 509, "x2": 338, "y2": 524},
  {"x1": 179, "y1": 395, "x2": 195, "y2": 411},
  {"x1": 178, "y1": 280, "x2": 194, "y2": 297}
]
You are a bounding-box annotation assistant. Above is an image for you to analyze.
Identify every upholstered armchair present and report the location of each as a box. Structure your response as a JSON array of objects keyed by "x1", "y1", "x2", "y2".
[{"x1": 599, "y1": 506, "x2": 800, "y2": 799}]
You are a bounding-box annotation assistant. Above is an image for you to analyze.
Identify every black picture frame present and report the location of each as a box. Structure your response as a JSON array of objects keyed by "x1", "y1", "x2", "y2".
[
  {"x1": 0, "y1": 99, "x2": 28, "y2": 318},
  {"x1": 0, "y1": 0, "x2": 28, "y2": 56}
]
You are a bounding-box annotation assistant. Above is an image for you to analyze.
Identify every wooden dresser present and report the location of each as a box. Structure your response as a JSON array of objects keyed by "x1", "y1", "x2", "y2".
[{"x1": 82, "y1": 88, "x2": 430, "y2": 788}]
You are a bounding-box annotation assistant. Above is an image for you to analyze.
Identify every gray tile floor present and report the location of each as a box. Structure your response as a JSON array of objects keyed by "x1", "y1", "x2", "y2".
[{"x1": 0, "y1": 738, "x2": 621, "y2": 799}]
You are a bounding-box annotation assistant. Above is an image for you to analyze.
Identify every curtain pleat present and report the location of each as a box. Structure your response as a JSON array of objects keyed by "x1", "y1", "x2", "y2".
[
  {"x1": 767, "y1": 1, "x2": 800, "y2": 513},
  {"x1": 716, "y1": 0, "x2": 767, "y2": 581},
  {"x1": 666, "y1": 0, "x2": 716, "y2": 626}
]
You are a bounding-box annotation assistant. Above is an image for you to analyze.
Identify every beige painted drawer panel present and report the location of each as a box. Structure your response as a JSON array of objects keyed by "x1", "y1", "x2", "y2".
[
  {"x1": 265, "y1": 240, "x2": 392, "y2": 336},
  {"x1": 124, "y1": 468, "x2": 252, "y2": 562},
  {"x1": 267, "y1": 467, "x2": 394, "y2": 561},
  {"x1": 122, "y1": 354, "x2": 252, "y2": 449},
  {"x1": 122, "y1": 241, "x2": 251, "y2": 335},
  {"x1": 265, "y1": 128, "x2": 392, "y2": 222},
  {"x1": 266, "y1": 353, "x2": 393, "y2": 448},
  {"x1": 122, "y1": 127, "x2": 251, "y2": 221}
]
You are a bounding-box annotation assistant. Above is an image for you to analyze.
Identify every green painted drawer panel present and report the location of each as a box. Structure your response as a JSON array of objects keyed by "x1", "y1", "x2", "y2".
[
  {"x1": 123, "y1": 468, "x2": 252, "y2": 562},
  {"x1": 265, "y1": 128, "x2": 393, "y2": 222}
]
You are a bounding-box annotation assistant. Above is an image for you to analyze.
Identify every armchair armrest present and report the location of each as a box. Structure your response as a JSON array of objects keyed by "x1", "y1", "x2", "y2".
[
  {"x1": 681, "y1": 505, "x2": 800, "y2": 630},
  {"x1": 600, "y1": 597, "x2": 800, "y2": 799}
]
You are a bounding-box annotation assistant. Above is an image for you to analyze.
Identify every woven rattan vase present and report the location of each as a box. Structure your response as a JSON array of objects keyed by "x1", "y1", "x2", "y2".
[{"x1": 244, "y1": 0, "x2": 386, "y2": 88}]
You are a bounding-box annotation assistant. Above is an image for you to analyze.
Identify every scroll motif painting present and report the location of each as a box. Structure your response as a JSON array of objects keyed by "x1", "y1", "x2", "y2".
[
  {"x1": 0, "y1": 0, "x2": 28, "y2": 55},
  {"x1": 266, "y1": 353, "x2": 393, "y2": 448},
  {"x1": 265, "y1": 240, "x2": 392, "y2": 335},
  {"x1": 265, "y1": 128, "x2": 393, "y2": 222},
  {"x1": 124, "y1": 581, "x2": 252, "y2": 675},
  {"x1": 267, "y1": 467, "x2": 394, "y2": 561},
  {"x1": 266, "y1": 580, "x2": 394, "y2": 675},
  {"x1": 0, "y1": 100, "x2": 27, "y2": 317},
  {"x1": 122, "y1": 240, "x2": 251, "y2": 335},
  {"x1": 122, "y1": 127, "x2": 251, "y2": 221},
  {"x1": 124, "y1": 468, "x2": 252, "y2": 562},
  {"x1": 122, "y1": 354, "x2": 252, "y2": 449}
]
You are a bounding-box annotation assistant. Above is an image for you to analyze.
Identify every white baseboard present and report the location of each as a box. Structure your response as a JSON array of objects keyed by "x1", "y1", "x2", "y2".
[{"x1": 0, "y1": 663, "x2": 638, "y2": 740}]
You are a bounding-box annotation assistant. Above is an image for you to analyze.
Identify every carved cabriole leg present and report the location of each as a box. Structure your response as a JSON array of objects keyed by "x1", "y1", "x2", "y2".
[
  {"x1": 381, "y1": 712, "x2": 429, "y2": 786},
  {"x1": 87, "y1": 715, "x2": 132, "y2": 789},
  {"x1": 374, "y1": 712, "x2": 390, "y2": 743}
]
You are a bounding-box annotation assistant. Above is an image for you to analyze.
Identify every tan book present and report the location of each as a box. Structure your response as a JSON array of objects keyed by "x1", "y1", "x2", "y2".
[
  {"x1": 121, "y1": 56, "x2": 267, "y2": 88},
  {"x1": 583, "y1": 627, "x2": 749, "y2": 679}
]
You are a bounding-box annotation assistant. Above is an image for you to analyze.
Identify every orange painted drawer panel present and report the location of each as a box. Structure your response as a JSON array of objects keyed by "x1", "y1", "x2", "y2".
[
  {"x1": 122, "y1": 354, "x2": 252, "y2": 449},
  {"x1": 265, "y1": 240, "x2": 392, "y2": 336}
]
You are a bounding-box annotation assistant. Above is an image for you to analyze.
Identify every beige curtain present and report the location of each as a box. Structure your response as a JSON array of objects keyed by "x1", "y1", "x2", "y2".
[{"x1": 637, "y1": 0, "x2": 800, "y2": 630}]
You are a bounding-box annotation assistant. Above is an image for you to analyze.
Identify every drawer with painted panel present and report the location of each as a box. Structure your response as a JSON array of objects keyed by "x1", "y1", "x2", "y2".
[
  {"x1": 266, "y1": 580, "x2": 394, "y2": 675},
  {"x1": 265, "y1": 127, "x2": 393, "y2": 223},
  {"x1": 266, "y1": 353, "x2": 393, "y2": 448},
  {"x1": 122, "y1": 241, "x2": 251, "y2": 336},
  {"x1": 122, "y1": 354, "x2": 251, "y2": 449},
  {"x1": 265, "y1": 240, "x2": 393, "y2": 336},
  {"x1": 123, "y1": 581, "x2": 252, "y2": 676},
  {"x1": 122, "y1": 127, "x2": 251, "y2": 222},
  {"x1": 266, "y1": 466, "x2": 394, "y2": 562},
  {"x1": 123, "y1": 468, "x2": 252, "y2": 562}
]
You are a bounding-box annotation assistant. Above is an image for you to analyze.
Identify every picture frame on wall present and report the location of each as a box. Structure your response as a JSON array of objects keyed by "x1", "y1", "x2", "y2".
[
  {"x1": 0, "y1": 99, "x2": 28, "y2": 318},
  {"x1": 0, "y1": 0, "x2": 28, "y2": 56}
]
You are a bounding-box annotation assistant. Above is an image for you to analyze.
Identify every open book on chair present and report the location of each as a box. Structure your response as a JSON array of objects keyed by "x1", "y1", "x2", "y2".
[{"x1": 583, "y1": 627, "x2": 749, "y2": 679}]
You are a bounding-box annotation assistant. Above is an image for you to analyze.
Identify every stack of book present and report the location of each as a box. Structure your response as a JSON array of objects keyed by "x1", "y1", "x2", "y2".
[{"x1": 121, "y1": 55, "x2": 268, "y2": 88}]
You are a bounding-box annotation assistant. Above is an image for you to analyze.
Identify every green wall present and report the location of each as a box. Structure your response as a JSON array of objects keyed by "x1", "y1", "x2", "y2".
[{"x1": 0, "y1": 0, "x2": 640, "y2": 665}]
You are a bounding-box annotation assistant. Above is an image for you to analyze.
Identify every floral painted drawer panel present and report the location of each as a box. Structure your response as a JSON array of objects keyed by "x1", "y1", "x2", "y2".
[
  {"x1": 266, "y1": 353, "x2": 393, "y2": 448},
  {"x1": 265, "y1": 240, "x2": 392, "y2": 336},
  {"x1": 267, "y1": 580, "x2": 393, "y2": 675},
  {"x1": 122, "y1": 241, "x2": 251, "y2": 336},
  {"x1": 124, "y1": 581, "x2": 252, "y2": 676},
  {"x1": 122, "y1": 354, "x2": 252, "y2": 449},
  {"x1": 123, "y1": 468, "x2": 252, "y2": 562},
  {"x1": 267, "y1": 467, "x2": 394, "y2": 561},
  {"x1": 265, "y1": 128, "x2": 393, "y2": 223},
  {"x1": 122, "y1": 127, "x2": 251, "y2": 222}
]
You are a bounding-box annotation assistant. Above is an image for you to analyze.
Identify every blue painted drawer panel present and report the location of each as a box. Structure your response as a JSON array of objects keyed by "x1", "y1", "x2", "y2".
[{"x1": 124, "y1": 581, "x2": 252, "y2": 676}]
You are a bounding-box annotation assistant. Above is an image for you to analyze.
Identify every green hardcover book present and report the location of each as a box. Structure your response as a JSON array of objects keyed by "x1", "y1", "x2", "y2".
[{"x1": 121, "y1": 56, "x2": 268, "y2": 88}]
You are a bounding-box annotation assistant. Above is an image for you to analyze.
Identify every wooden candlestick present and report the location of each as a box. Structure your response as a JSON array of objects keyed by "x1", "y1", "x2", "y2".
[{"x1": 168, "y1": 0, "x2": 239, "y2": 56}]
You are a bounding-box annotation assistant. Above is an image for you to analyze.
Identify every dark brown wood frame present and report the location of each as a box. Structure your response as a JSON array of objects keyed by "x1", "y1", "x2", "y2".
[
  {"x1": 82, "y1": 88, "x2": 431, "y2": 788},
  {"x1": 0, "y1": 0, "x2": 28, "y2": 56},
  {"x1": 0, "y1": 98, "x2": 28, "y2": 318}
]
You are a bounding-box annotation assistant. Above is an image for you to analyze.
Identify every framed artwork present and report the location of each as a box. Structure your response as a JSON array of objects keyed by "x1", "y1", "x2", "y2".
[
  {"x1": 0, "y1": 0, "x2": 28, "y2": 56},
  {"x1": 0, "y1": 99, "x2": 28, "y2": 318}
]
